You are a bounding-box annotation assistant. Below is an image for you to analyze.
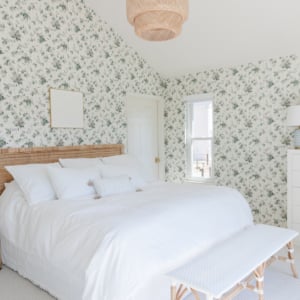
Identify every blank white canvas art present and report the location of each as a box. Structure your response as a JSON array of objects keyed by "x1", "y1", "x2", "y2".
[{"x1": 50, "y1": 89, "x2": 84, "y2": 128}]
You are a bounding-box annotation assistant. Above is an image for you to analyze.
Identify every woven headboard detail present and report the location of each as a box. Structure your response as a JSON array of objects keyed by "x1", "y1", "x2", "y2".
[{"x1": 0, "y1": 144, "x2": 123, "y2": 193}]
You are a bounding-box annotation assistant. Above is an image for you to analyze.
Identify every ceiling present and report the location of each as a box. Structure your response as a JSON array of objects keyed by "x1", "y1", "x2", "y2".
[{"x1": 85, "y1": 0, "x2": 300, "y2": 78}]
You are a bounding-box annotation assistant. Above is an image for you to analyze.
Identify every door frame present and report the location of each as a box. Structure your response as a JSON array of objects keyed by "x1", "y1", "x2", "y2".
[{"x1": 126, "y1": 93, "x2": 165, "y2": 181}]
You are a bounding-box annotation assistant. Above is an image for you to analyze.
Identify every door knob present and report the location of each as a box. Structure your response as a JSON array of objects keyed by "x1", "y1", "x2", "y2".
[{"x1": 155, "y1": 157, "x2": 160, "y2": 164}]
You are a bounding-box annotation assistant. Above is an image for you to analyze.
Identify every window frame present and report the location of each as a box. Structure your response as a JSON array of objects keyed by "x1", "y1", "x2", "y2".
[{"x1": 184, "y1": 94, "x2": 215, "y2": 183}]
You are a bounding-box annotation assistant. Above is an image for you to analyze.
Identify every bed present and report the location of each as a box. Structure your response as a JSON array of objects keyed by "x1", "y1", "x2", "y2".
[{"x1": 0, "y1": 145, "x2": 253, "y2": 300}]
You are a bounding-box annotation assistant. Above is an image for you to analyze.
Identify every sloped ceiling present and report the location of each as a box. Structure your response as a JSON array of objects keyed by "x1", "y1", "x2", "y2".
[{"x1": 85, "y1": 0, "x2": 300, "y2": 78}]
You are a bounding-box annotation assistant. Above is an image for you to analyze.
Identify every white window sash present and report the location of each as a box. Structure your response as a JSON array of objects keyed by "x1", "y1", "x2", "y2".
[{"x1": 185, "y1": 94, "x2": 214, "y2": 182}]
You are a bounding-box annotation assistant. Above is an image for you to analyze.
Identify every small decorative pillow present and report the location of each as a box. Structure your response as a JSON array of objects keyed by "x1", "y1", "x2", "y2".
[
  {"x1": 100, "y1": 163, "x2": 146, "y2": 189},
  {"x1": 101, "y1": 154, "x2": 147, "y2": 188},
  {"x1": 5, "y1": 163, "x2": 61, "y2": 205},
  {"x1": 92, "y1": 175, "x2": 136, "y2": 198},
  {"x1": 59, "y1": 157, "x2": 103, "y2": 168},
  {"x1": 47, "y1": 167, "x2": 99, "y2": 200}
]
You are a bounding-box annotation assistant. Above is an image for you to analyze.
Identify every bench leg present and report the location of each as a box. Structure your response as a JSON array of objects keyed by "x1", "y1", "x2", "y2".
[
  {"x1": 191, "y1": 288, "x2": 201, "y2": 300},
  {"x1": 171, "y1": 284, "x2": 188, "y2": 300},
  {"x1": 171, "y1": 284, "x2": 177, "y2": 300},
  {"x1": 287, "y1": 242, "x2": 298, "y2": 278},
  {"x1": 254, "y1": 263, "x2": 266, "y2": 300}
]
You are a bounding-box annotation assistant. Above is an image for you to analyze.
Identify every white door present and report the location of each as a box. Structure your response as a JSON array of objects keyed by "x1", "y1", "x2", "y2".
[{"x1": 126, "y1": 94, "x2": 164, "y2": 181}]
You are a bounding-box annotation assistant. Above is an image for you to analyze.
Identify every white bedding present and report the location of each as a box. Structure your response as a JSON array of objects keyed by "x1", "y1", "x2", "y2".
[{"x1": 0, "y1": 181, "x2": 253, "y2": 300}]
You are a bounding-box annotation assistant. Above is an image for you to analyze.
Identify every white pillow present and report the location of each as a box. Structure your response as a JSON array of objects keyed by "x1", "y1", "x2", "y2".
[
  {"x1": 2, "y1": 181, "x2": 24, "y2": 202},
  {"x1": 5, "y1": 163, "x2": 60, "y2": 205},
  {"x1": 47, "y1": 167, "x2": 99, "y2": 200},
  {"x1": 92, "y1": 175, "x2": 135, "y2": 197},
  {"x1": 102, "y1": 154, "x2": 139, "y2": 165},
  {"x1": 99, "y1": 163, "x2": 146, "y2": 189},
  {"x1": 0, "y1": 181, "x2": 26, "y2": 227},
  {"x1": 59, "y1": 157, "x2": 103, "y2": 168}
]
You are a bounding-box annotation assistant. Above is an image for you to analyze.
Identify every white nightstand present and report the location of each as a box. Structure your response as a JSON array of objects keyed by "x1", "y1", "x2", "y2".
[{"x1": 287, "y1": 150, "x2": 300, "y2": 246}]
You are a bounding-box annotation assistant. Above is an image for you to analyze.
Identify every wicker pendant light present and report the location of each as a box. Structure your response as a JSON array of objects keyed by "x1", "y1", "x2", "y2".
[{"x1": 126, "y1": 0, "x2": 189, "y2": 41}]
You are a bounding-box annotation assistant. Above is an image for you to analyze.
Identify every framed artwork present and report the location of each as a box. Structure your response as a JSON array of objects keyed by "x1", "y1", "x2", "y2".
[{"x1": 49, "y1": 88, "x2": 84, "y2": 128}]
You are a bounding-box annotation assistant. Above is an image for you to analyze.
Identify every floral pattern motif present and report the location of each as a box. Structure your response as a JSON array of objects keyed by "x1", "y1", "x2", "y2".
[
  {"x1": 0, "y1": 0, "x2": 162, "y2": 148},
  {"x1": 163, "y1": 55, "x2": 300, "y2": 226},
  {"x1": 0, "y1": 0, "x2": 299, "y2": 227}
]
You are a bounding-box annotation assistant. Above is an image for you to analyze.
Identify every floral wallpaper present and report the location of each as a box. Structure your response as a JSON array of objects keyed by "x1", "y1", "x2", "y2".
[
  {"x1": 163, "y1": 55, "x2": 300, "y2": 226},
  {"x1": 0, "y1": 0, "x2": 163, "y2": 148}
]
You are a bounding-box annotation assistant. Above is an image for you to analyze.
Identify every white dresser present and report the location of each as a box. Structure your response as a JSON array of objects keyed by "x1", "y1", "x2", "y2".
[{"x1": 287, "y1": 150, "x2": 300, "y2": 245}]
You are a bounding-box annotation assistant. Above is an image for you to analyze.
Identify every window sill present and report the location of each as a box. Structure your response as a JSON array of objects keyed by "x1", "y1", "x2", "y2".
[{"x1": 184, "y1": 177, "x2": 216, "y2": 185}]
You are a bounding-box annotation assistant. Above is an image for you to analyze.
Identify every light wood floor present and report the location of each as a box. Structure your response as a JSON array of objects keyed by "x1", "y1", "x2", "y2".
[{"x1": 0, "y1": 247, "x2": 300, "y2": 300}]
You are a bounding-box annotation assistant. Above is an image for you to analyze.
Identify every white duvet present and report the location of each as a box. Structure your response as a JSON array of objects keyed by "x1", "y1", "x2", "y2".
[{"x1": 0, "y1": 182, "x2": 253, "y2": 300}]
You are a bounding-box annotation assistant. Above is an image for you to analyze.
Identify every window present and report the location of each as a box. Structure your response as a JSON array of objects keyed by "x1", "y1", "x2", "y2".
[{"x1": 185, "y1": 94, "x2": 213, "y2": 181}]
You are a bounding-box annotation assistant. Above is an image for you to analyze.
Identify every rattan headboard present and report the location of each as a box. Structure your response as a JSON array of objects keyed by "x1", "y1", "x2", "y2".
[{"x1": 0, "y1": 144, "x2": 123, "y2": 193}]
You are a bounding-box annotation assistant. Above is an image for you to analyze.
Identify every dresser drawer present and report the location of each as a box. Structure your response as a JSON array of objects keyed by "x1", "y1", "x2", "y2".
[
  {"x1": 289, "y1": 223, "x2": 300, "y2": 246},
  {"x1": 291, "y1": 188, "x2": 300, "y2": 206},
  {"x1": 291, "y1": 154, "x2": 300, "y2": 170},
  {"x1": 292, "y1": 171, "x2": 300, "y2": 187}
]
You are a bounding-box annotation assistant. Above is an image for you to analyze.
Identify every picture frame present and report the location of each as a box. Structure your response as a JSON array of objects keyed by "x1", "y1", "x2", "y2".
[{"x1": 49, "y1": 88, "x2": 84, "y2": 128}]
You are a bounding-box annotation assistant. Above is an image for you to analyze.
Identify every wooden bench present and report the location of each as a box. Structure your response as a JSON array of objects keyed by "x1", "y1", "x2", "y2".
[{"x1": 167, "y1": 224, "x2": 298, "y2": 300}]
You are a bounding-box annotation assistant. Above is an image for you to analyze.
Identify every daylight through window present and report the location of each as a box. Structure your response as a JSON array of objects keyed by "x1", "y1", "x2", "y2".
[{"x1": 185, "y1": 95, "x2": 213, "y2": 181}]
